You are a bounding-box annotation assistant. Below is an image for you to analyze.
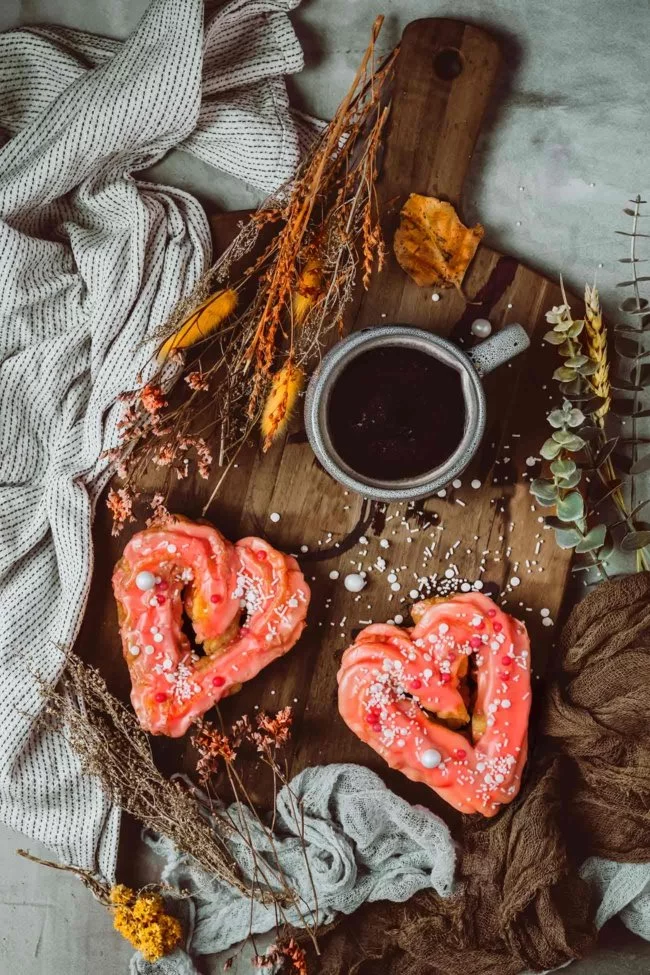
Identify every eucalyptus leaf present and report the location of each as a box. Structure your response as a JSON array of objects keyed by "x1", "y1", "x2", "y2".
[
  {"x1": 593, "y1": 438, "x2": 619, "y2": 469},
  {"x1": 610, "y1": 376, "x2": 644, "y2": 392},
  {"x1": 578, "y1": 360, "x2": 598, "y2": 377},
  {"x1": 544, "y1": 516, "x2": 566, "y2": 530},
  {"x1": 565, "y1": 354, "x2": 589, "y2": 368},
  {"x1": 589, "y1": 479, "x2": 623, "y2": 512},
  {"x1": 550, "y1": 458, "x2": 577, "y2": 479},
  {"x1": 630, "y1": 498, "x2": 650, "y2": 518},
  {"x1": 630, "y1": 454, "x2": 650, "y2": 475},
  {"x1": 620, "y1": 297, "x2": 646, "y2": 313},
  {"x1": 540, "y1": 438, "x2": 563, "y2": 460},
  {"x1": 553, "y1": 365, "x2": 577, "y2": 382},
  {"x1": 563, "y1": 434, "x2": 586, "y2": 452},
  {"x1": 567, "y1": 320, "x2": 584, "y2": 338},
  {"x1": 543, "y1": 330, "x2": 567, "y2": 345},
  {"x1": 547, "y1": 409, "x2": 567, "y2": 429},
  {"x1": 553, "y1": 318, "x2": 575, "y2": 333},
  {"x1": 560, "y1": 469, "x2": 582, "y2": 489},
  {"x1": 552, "y1": 429, "x2": 575, "y2": 445},
  {"x1": 620, "y1": 531, "x2": 650, "y2": 552},
  {"x1": 615, "y1": 336, "x2": 640, "y2": 358},
  {"x1": 567, "y1": 407, "x2": 585, "y2": 427},
  {"x1": 554, "y1": 527, "x2": 582, "y2": 549},
  {"x1": 575, "y1": 524, "x2": 607, "y2": 553},
  {"x1": 530, "y1": 479, "x2": 559, "y2": 503},
  {"x1": 617, "y1": 277, "x2": 650, "y2": 286},
  {"x1": 556, "y1": 491, "x2": 584, "y2": 522}
]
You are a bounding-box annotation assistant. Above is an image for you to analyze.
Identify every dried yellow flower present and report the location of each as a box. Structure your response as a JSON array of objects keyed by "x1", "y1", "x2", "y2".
[
  {"x1": 260, "y1": 360, "x2": 305, "y2": 451},
  {"x1": 292, "y1": 259, "x2": 323, "y2": 326},
  {"x1": 158, "y1": 288, "x2": 238, "y2": 359},
  {"x1": 110, "y1": 888, "x2": 183, "y2": 962}
]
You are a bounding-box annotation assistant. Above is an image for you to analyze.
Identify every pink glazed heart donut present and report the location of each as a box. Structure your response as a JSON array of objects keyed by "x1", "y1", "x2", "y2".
[
  {"x1": 112, "y1": 516, "x2": 310, "y2": 737},
  {"x1": 337, "y1": 593, "x2": 531, "y2": 816}
]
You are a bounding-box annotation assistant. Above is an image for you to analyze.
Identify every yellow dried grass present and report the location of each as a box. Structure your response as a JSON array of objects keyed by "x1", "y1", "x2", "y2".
[
  {"x1": 261, "y1": 360, "x2": 305, "y2": 451},
  {"x1": 158, "y1": 289, "x2": 238, "y2": 359}
]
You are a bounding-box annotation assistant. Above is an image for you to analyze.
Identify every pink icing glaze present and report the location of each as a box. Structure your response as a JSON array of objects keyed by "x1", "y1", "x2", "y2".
[
  {"x1": 112, "y1": 519, "x2": 310, "y2": 737},
  {"x1": 337, "y1": 593, "x2": 531, "y2": 816}
]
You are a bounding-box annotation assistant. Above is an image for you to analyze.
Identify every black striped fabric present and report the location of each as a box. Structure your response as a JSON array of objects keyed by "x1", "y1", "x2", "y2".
[{"x1": 0, "y1": 0, "x2": 309, "y2": 881}]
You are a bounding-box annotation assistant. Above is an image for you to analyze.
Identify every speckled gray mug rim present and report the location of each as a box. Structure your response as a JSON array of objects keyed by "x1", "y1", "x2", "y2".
[{"x1": 304, "y1": 325, "x2": 486, "y2": 502}]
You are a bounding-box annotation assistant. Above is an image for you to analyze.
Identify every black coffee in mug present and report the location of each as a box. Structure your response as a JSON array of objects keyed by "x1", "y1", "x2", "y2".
[{"x1": 327, "y1": 345, "x2": 466, "y2": 481}]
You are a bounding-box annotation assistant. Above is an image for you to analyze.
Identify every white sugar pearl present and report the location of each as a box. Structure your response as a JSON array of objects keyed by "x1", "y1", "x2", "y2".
[
  {"x1": 344, "y1": 573, "x2": 366, "y2": 593},
  {"x1": 329, "y1": 570, "x2": 340, "y2": 580},
  {"x1": 437, "y1": 489, "x2": 447, "y2": 498},
  {"x1": 452, "y1": 478, "x2": 462, "y2": 489},
  {"x1": 394, "y1": 614, "x2": 404, "y2": 624},
  {"x1": 471, "y1": 479, "x2": 481, "y2": 489},
  {"x1": 128, "y1": 646, "x2": 140, "y2": 657},
  {"x1": 135, "y1": 571, "x2": 156, "y2": 591},
  {"x1": 167, "y1": 544, "x2": 177, "y2": 554},
  {"x1": 542, "y1": 617, "x2": 554, "y2": 627},
  {"x1": 444, "y1": 569, "x2": 454, "y2": 579},
  {"x1": 432, "y1": 293, "x2": 441, "y2": 302},
  {"x1": 421, "y1": 749, "x2": 442, "y2": 769},
  {"x1": 473, "y1": 580, "x2": 484, "y2": 590},
  {"x1": 501, "y1": 699, "x2": 512, "y2": 709},
  {"x1": 391, "y1": 582, "x2": 401, "y2": 592},
  {"x1": 270, "y1": 512, "x2": 281, "y2": 523},
  {"x1": 409, "y1": 589, "x2": 419, "y2": 599},
  {"x1": 471, "y1": 318, "x2": 492, "y2": 339},
  {"x1": 359, "y1": 536, "x2": 368, "y2": 545},
  {"x1": 387, "y1": 572, "x2": 398, "y2": 584},
  {"x1": 510, "y1": 576, "x2": 521, "y2": 587},
  {"x1": 153, "y1": 633, "x2": 164, "y2": 643},
  {"x1": 300, "y1": 545, "x2": 309, "y2": 553},
  {"x1": 540, "y1": 608, "x2": 550, "y2": 617},
  {"x1": 380, "y1": 539, "x2": 390, "y2": 549},
  {"x1": 144, "y1": 645, "x2": 154, "y2": 655}
]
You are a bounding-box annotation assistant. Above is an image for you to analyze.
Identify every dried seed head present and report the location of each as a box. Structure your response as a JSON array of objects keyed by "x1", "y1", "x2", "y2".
[
  {"x1": 158, "y1": 288, "x2": 238, "y2": 359},
  {"x1": 261, "y1": 360, "x2": 306, "y2": 451}
]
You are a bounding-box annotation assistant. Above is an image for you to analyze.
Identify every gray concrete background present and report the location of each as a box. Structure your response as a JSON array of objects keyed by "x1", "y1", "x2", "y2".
[{"x1": 2, "y1": 1, "x2": 650, "y2": 972}]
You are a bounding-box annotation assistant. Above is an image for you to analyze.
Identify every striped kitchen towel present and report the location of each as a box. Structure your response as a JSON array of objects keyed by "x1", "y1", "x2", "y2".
[{"x1": 0, "y1": 0, "x2": 311, "y2": 882}]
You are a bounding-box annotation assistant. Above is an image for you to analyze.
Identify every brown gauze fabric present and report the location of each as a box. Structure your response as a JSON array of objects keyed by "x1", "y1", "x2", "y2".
[{"x1": 313, "y1": 573, "x2": 650, "y2": 975}]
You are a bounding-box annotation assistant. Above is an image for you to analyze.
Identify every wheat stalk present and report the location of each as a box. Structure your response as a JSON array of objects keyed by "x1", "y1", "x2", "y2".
[{"x1": 584, "y1": 284, "x2": 611, "y2": 421}]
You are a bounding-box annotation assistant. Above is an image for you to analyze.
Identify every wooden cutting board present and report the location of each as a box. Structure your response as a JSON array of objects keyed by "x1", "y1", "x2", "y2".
[{"x1": 79, "y1": 19, "x2": 574, "y2": 819}]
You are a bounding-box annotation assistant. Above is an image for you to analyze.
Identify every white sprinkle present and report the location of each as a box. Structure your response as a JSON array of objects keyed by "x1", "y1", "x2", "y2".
[
  {"x1": 167, "y1": 544, "x2": 177, "y2": 554},
  {"x1": 501, "y1": 700, "x2": 512, "y2": 709},
  {"x1": 269, "y1": 512, "x2": 281, "y2": 523},
  {"x1": 380, "y1": 539, "x2": 390, "y2": 549},
  {"x1": 344, "y1": 573, "x2": 366, "y2": 593},
  {"x1": 135, "y1": 571, "x2": 156, "y2": 592}
]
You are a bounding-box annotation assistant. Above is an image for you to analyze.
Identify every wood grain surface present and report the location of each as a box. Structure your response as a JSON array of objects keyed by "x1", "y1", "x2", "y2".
[{"x1": 78, "y1": 20, "x2": 573, "y2": 823}]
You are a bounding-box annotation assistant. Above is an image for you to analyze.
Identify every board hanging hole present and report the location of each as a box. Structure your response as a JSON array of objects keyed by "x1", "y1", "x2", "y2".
[{"x1": 433, "y1": 48, "x2": 463, "y2": 81}]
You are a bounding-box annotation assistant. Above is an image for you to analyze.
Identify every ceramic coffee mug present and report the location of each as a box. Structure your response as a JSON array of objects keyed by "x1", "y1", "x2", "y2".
[{"x1": 304, "y1": 323, "x2": 530, "y2": 501}]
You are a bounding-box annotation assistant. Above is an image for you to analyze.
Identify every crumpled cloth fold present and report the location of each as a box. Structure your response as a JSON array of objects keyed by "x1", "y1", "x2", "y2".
[
  {"x1": 0, "y1": 0, "x2": 310, "y2": 881},
  {"x1": 313, "y1": 573, "x2": 650, "y2": 975},
  {"x1": 130, "y1": 764, "x2": 456, "y2": 974}
]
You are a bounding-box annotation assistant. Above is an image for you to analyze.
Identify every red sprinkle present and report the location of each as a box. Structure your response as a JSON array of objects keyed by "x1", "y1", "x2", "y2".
[
  {"x1": 154, "y1": 692, "x2": 167, "y2": 703},
  {"x1": 500, "y1": 671, "x2": 511, "y2": 681},
  {"x1": 410, "y1": 678, "x2": 423, "y2": 689},
  {"x1": 454, "y1": 748, "x2": 467, "y2": 760},
  {"x1": 439, "y1": 673, "x2": 451, "y2": 684},
  {"x1": 470, "y1": 636, "x2": 482, "y2": 649},
  {"x1": 157, "y1": 581, "x2": 169, "y2": 591},
  {"x1": 210, "y1": 594, "x2": 222, "y2": 604},
  {"x1": 240, "y1": 626, "x2": 250, "y2": 637},
  {"x1": 370, "y1": 722, "x2": 382, "y2": 733},
  {"x1": 212, "y1": 675, "x2": 226, "y2": 687},
  {"x1": 156, "y1": 594, "x2": 166, "y2": 605},
  {"x1": 487, "y1": 609, "x2": 497, "y2": 618},
  {"x1": 501, "y1": 655, "x2": 513, "y2": 667},
  {"x1": 493, "y1": 621, "x2": 503, "y2": 632},
  {"x1": 256, "y1": 549, "x2": 268, "y2": 561}
]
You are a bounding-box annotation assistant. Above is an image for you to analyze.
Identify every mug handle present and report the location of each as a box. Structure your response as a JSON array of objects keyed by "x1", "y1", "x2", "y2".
[{"x1": 467, "y1": 323, "x2": 531, "y2": 376}]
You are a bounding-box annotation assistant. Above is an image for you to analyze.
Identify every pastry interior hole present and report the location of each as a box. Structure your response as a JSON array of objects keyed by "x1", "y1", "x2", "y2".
[{"x1": 433, "y1": 47, "x2": 463, "y2": 82}]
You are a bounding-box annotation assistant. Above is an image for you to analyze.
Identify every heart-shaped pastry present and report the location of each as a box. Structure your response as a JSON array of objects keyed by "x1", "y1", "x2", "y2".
[
  {"x1": 112, "y1": 516, "x2": 309, "y2": 737},
  {"x1": 337, "y1": 592, "x2": 531, "y2": 816}
]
